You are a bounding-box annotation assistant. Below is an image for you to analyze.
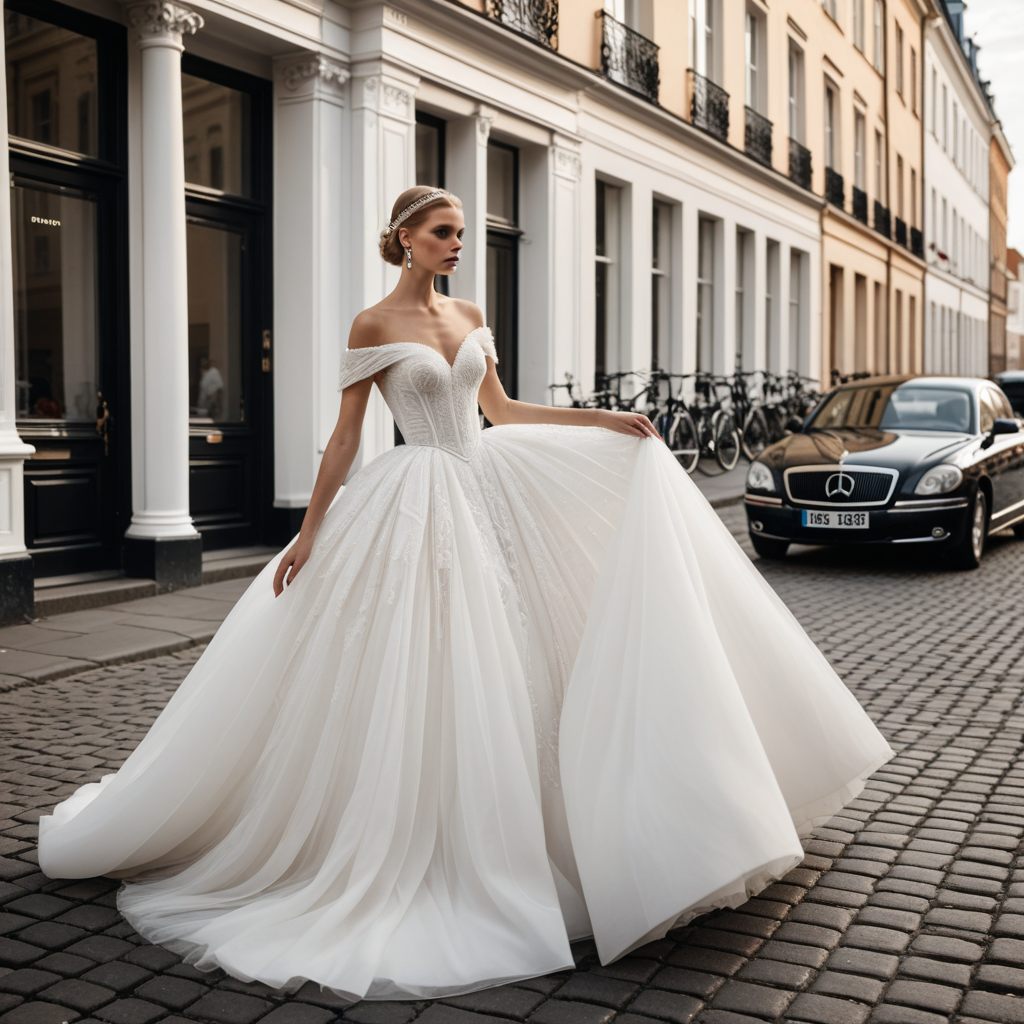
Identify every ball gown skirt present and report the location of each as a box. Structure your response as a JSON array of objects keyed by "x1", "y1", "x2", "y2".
[{"x1": 38, "y1": 328, "x2": 892, "y2": 1001}]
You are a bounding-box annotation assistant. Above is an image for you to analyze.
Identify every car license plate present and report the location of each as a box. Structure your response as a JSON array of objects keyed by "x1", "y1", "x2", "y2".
[{"x1": 802, "y1": 510, "x2": 869, "y2": 529}]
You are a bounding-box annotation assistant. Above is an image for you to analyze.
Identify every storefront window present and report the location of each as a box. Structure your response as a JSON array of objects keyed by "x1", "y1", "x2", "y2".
[
  {"x1": 11, "y1": 184, "x2": 99, "y2": 421},
  {"x1": 182, "y1": 73, "x2": 251, "y2": 196},
  {"x1": 5, "y1": 11, "x2": 98, "y2": 157}
]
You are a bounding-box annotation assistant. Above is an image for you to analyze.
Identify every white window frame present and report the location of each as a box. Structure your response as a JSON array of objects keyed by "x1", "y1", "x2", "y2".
[{"x1": 788, "y1": 41, "x2": 805, "y2": 143}]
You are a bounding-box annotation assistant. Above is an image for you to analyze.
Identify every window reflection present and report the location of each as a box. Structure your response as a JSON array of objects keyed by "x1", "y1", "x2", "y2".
[
  {"x1": 5, "y1": 11, "x2": 98, "y2": 157},
  {"x1": 182, "y1": 73, "x2": 250, "y2": 196},
  {"x1": 12, "y1": 185, "x2": 99, "y2": 421},
  {"x1": 187, "y1": 223, "x2": 244, "y2": 423}
]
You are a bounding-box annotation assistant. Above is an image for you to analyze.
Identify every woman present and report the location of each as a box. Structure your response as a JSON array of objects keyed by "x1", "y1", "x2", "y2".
[{"x1": 38, "y1": 187, "x2": 891, "y2": 1002}]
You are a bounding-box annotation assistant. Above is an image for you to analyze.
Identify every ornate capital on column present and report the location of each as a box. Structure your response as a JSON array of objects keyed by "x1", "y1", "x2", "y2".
[
  {"x1": 126, "y1": 1, "x2": 202, "y2": 47},
  {"x1": 552, "y1": 135, "x2": 582, "y2": 182},
  {"x1": 276, "y1": 53, "x2": 350, "y2": 106},
  {"x1": 351, "y1": 71, "x2": 418, "y2": 123},
  {"x1": 476, "y1": 105, "x2": 496, "y2": 145}
]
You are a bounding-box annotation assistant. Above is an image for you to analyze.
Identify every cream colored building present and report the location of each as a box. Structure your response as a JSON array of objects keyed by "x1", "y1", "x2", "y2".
[{"x1": 772, "y1": 0, "x2": 928, "y2": 381}]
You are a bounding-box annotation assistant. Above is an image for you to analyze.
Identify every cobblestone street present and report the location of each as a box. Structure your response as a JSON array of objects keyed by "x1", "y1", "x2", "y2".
[{"x1": 3, "y1": 505, "x2": 1024, "y2": 1024}]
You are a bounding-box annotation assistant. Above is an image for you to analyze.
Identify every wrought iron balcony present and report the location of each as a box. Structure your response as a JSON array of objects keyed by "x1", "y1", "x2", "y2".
[
  {"x1": 825, "y1": 167, "x2": 844, "y2": 209},
  {"x1": 852, "y1": 186, "x2": 868, "y2": 224},
  {"x1": 874, "y1": 201, "x2": 890, "y2": 239},
  {"x1": 689, "y1": 69, "x2": 729, "y2": 143},
  {"x1": 744, "y1": 107, "x2": 772, "y2": 167},
  {"x1": 911, "y1": 226, "x2": 924, "y2": 258},
  {"x1": 895, "y1": 217, "x2": 908, "y2": 248},
  {"x1": 601, "y1": 12, "x2": 659, "y2": 102},
  {"x1": 789, "y1": 138, "x2": 812, "y2": 190},
  {"x1": 486, "y1": 0, "x2": 558, "y2": 47}
]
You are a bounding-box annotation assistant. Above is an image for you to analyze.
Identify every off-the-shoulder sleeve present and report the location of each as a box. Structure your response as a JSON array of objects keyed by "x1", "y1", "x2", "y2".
[
  {"x1": 338, "y1": 345, "x2": 414, "y2": 391},
  {"x1": 471, "y1": 327, "x2": 499, "y2": 363}
]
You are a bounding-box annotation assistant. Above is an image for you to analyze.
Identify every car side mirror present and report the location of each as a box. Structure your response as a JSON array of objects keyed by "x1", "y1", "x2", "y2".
[{"x1": 982, "y1": 418, "x2": 1020, "y2": 448}]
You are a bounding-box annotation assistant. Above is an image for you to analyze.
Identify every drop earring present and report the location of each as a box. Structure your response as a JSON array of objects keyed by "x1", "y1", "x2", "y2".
[{"x1": 406, "y1": 248, "x2": 412, "y2": 270}]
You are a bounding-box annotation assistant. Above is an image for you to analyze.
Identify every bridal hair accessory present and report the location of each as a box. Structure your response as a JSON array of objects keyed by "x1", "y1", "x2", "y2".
[
  {"x1": 386, "y1": 190, "x2": 452, "y2": 237},
  {"x1": 406, "y1": 248, "x2": 412, "y2": 269}
]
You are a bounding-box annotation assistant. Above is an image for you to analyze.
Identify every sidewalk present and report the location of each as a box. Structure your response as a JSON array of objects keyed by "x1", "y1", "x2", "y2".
[{"x1": 0, "y1": 577, "x2": 255, "y2": 692}]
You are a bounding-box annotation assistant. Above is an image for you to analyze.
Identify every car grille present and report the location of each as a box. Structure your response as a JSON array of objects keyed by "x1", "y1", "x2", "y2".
[{"x1": 786, "y1": 469, "x2": 896, "y2": 506}]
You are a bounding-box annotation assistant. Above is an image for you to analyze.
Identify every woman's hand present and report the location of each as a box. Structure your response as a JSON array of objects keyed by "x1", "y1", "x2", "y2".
[
  {"x1": 598, "y1": 410, "x2": 663, "y2": 440},
  {"x1": 273, "y1": 536, "x2": 313, "y2": 597}
]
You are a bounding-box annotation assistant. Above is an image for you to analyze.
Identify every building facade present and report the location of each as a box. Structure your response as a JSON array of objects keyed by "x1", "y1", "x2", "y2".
[
  {"x1": 0, "y1": 0, "x2": 1009, "y2": 624},
  {"x1": 922, "y1": 0, "x2": 991, "y2": 376},
  {"x1": 1008, "y1": 248, "x2": 1023, "y2": 370},
  {"x1": 0, "y1": 0, "x2": 831, "y2": 622},
  {"x1": 990, "y1": 123, "x2": 1015, "y2": 373}
]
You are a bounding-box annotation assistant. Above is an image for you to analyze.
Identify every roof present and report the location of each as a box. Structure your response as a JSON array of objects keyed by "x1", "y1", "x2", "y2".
[{"x1": 835, "y1": 375, "x2": 987, "y2": 391}]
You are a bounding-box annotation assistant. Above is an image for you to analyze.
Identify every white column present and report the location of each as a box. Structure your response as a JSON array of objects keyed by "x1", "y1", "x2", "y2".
[
  {"x1": 124, "y1": 1, "x2": 201, "y2": 545},
  {"x1": 680, "y1": 202, "x2": 699, "y2": 375},
  {"x1": 0, "y1": 11, "x2": 36, "y2": 621},
  {"x1": 347, "y1": 66, "x2": 419, "y2": 466},
  {"x1": 518, "y1": 135, "x2": 582, "y2": 406},
  {"x1": 446, "y1": 107, "x2": 493, "y2": 308},
  {"x1": 272, "y1": 53, "x2": 349, "y2": 535},
  {"x1": 625, "y1": 185, "x2": 651, "y2": 376}
]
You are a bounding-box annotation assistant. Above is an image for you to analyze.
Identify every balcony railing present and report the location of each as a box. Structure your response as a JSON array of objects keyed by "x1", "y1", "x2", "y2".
[
  {"x1": 825, "y1": 167, "x2": 844, "y2": 209},
  {"x1": 911, "y1": 226, "x2": 924, "y2": 258},
  {"x1": 874, "y1": 201, "x2": 891, "y2": 239},
  {"x1": 486, "y1": 0, "x2": 558, "y2": 47},
  {"x1": 852, "y1": 186, "x2": 868, "y2": 224},
  {"x1": 601, "y1": 12, "x2": 659, "y2": 102},
  {"x1": 689, "y1": 69, "x2": 729, "y2": 142},
  {"x1": 789, "y1": 138, "x2": 812, "y2": 190},
  {"x1": 895, "y1": 217, "x2": 908, "y2": 248},
  {"x1": 744, "y1": 107, "x2": 772, "y2": 167}
]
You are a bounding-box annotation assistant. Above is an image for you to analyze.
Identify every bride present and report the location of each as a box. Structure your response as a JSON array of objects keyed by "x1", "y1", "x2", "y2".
[{"x1": 38, "y1": 186, "x2": 891, "y2": 1002}]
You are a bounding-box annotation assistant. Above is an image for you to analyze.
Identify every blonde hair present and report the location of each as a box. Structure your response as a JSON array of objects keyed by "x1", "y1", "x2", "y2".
[{"x1": 379, "y1": 187, "x2": 463, "y2": 266}]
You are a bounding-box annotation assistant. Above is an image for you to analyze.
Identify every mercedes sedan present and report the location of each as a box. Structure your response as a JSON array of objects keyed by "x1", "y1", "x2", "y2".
[{"x1": 744, "y1": 375, "x2": 1024, "y2": 569}]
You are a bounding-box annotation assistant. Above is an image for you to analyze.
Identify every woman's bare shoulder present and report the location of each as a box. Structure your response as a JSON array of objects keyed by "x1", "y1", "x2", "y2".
[{"x1": 347, "y1": 309, "x2": 390, "y2": 350}]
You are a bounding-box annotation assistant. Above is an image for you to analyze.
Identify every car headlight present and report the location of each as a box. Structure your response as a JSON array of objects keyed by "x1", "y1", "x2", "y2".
[
  {"x1": 914, "y1": 465, "x2": 963, "y2": 496},
  {"x1": 746, "y1": 461, "x2": 776, "y2": 492}
]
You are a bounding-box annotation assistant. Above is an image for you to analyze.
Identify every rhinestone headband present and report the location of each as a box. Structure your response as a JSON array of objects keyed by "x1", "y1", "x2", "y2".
[{"x1": 385, "y1": 190, "x2": 452, "y2": 236}]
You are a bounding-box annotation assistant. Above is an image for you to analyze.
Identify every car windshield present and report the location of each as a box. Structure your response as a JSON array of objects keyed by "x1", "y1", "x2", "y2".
[
  {"x1": 810, "y1": 384, "x2": 974, "y2": 432},
  {"x1": 879, "y1": 387, "x2": 973, "y2": 432}
]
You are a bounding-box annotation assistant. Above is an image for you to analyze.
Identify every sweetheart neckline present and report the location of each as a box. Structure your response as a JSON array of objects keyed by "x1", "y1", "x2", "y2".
[{"x1": 349, "y1": 326, "x2": 490, "y2": 371}]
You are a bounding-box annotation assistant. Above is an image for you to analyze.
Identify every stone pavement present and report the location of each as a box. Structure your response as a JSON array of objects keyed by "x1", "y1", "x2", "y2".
[{"x1": 2, "y1": 507, "x2": 1024, "y2": 1024}]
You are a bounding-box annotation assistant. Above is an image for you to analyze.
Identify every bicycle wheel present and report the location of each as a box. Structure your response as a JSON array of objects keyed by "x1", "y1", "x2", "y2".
[
  {"x1": 713, "y1": 411, "x2": 741, "y2": 471},
  {"x1": 668, "y1": 410, "x2": 700, "y2": 474},
  {"x1": 741, "y1": 407, "x2": 770, "y2": 461}
]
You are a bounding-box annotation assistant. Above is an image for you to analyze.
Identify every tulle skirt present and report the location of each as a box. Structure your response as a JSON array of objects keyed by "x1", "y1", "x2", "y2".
[{"x1": 37, "y1": 425, "x2": 892, "y2": 1001}]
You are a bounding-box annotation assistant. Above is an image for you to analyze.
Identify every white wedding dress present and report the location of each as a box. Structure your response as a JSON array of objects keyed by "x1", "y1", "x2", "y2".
[{"x1": 38, "y1": 328, "x2": 892, "y2": 1001}]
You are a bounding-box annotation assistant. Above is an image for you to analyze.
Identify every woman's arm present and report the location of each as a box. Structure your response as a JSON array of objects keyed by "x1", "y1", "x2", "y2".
[
  {"x1": 273, "y1": 374, "x2": 373, "y2": 596},
  {"x1": 477, "y1": 362, "x2": 660, "y2": 440}
]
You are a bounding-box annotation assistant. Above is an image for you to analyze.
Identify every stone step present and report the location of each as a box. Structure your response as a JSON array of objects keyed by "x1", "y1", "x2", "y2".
[{"x1": 33, "y1": 546, "x2": 277, "y2": 619}]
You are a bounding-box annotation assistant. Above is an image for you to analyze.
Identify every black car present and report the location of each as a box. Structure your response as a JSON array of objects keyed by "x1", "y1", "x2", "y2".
[{"x1": 744, "y1": 375, "x2": 1024, "y2": 569}]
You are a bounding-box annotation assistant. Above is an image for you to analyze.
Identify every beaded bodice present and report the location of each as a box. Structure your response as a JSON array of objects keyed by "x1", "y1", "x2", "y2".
[{"x1": 338, "y1": 327, "x2": 497, "y2": 461}]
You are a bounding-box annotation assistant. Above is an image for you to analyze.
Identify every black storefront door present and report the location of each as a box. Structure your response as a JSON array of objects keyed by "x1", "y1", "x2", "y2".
[
  {"x1": 486, "y1": 230, "x2": 519, "y2": 398},
  {"x1": 186, "y1": 206, "x2": 267, "y2": 548},
  {"x1": 6, "y1": 2, "x2": 129, "y2": 578},
  {"x1": 182, "y1": 55, "x2": 271, "y2": 551}
]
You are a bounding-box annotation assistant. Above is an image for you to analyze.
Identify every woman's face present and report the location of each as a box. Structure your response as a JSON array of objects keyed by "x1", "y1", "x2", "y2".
[{"x1": 399, "y1": 205, "x2": 465, "y2": 275}]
